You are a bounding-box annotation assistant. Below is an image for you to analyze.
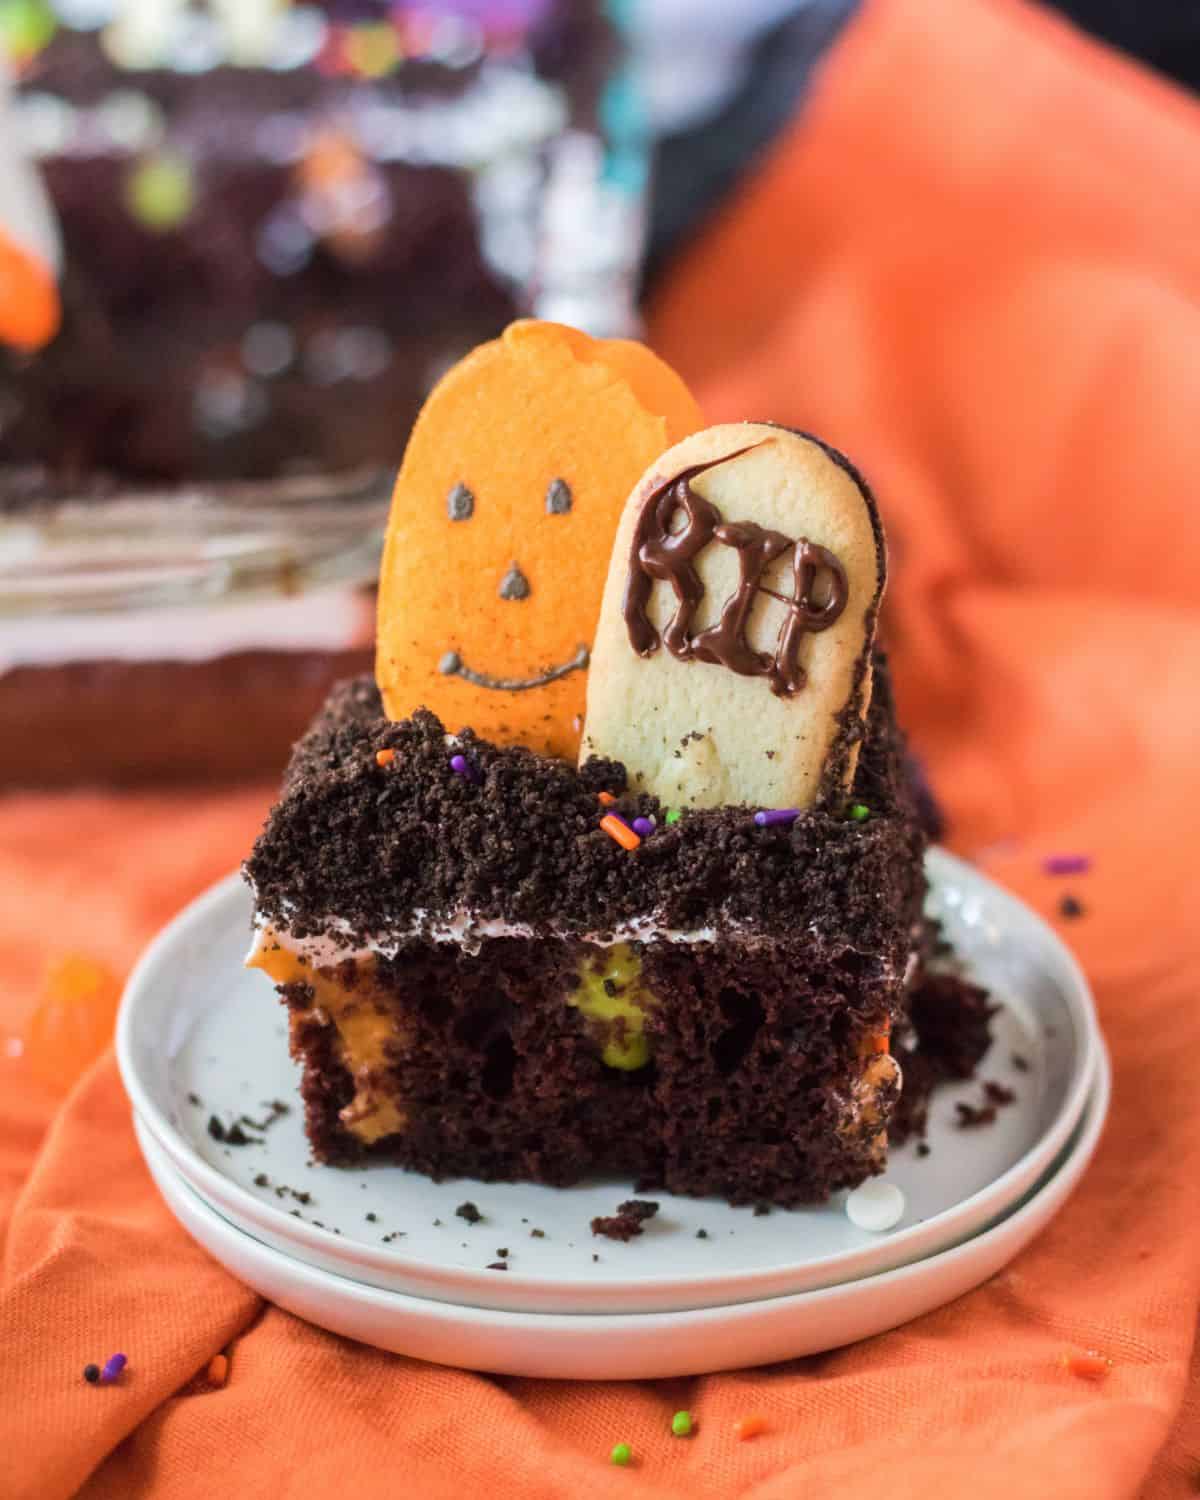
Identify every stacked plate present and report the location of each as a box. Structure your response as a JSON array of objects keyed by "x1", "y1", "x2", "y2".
[{"x1": 117, "y1": 849, "x2": 1108, "y2": 1380}]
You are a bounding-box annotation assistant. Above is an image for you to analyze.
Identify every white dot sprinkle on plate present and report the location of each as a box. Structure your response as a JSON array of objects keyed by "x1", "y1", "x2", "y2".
[{"x1": 845, "y1": 1181, "x2": 906, "y2": 1233}]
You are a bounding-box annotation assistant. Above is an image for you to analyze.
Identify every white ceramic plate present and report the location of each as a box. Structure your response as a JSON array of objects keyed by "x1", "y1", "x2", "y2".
[
  {"x1": 134, "y1": 1047, "x2": 1109, "y2": 1380},
  {"x1": 118, "y1": 848, "x2": 1100, "y2": 1314}
]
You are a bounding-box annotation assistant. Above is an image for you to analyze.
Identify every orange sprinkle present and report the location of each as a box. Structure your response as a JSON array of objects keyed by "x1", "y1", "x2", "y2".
[
  {"x1": 1063, "y1": 1352, "x2": 1111, "y2": 1381},
  {"x1": 600, "y1": 814, "x2": 641, "y2": 851},
  {"x1": 299, "y1": 130, "x2": 365, "y2": 191},
  {"x1": 734, "y1": 1414, "x2": 768, "y2": 1441},
  {"x1": 597, "y1": 791, "x2": 617, "y2": 806},
  {"x1": 375, "y1": 749, "x2": 395, "y2": 767},
  {"x1": 0, "y1": 233, "x2": 60, "y2": 351},
  {"x1": 25, "y1": 955, "x2": 122, "y2": 1095},
  {"x1": 206, "y1": 1354, "x2": 229, "y2": 1386},
  {"x1": 871, "y1": 1033, "x2": 890, "y2": 1053}
]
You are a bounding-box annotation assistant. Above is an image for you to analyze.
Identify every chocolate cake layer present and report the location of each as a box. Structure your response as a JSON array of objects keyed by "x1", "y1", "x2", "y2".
[
  {"x1": 0, "y1": 647, "x2": 371, "y2": 786},
  {"x1": 274, "y1": 933, "x2": 903, "y2": 1206}
]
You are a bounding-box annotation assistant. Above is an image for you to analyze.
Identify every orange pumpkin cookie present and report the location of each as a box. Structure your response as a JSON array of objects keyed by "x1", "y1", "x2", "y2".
[{"x1": 376, "y1": 320, "x2": 702, "y2": 759}]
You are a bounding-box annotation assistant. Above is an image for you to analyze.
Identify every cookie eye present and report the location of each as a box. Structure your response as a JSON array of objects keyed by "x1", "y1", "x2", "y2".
[
  {"x1": 545, "y1": 477, "x2": 572, "y2": 515},
  {"x1": 447, "y1": 482, "x2": 474, "y2": 521}
]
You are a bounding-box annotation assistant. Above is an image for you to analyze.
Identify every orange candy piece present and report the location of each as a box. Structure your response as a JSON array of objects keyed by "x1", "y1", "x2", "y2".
[
  {"x1": 0, "y1": 229, "x2": 59, "y2": 351},
  {"x1": 1063, "y1": 1351, "x2": 1112, "y2": 1381},
  {"x1": 733, "y1": 1414, "x2": 769, "y2": 1441},
  {"x1": 25, "y1": 954, "x2": 122, "y2": 1094},
  {"x1": 376, "y1": 320, "x2": 702, "y2": 760}
]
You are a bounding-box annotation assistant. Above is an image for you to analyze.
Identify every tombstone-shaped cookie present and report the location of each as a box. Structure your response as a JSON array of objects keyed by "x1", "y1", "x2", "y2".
[
  {"x1": 580, "y1": 424, "x2": 885, "y2": 809},
  {"x1": 376, "y1": 320, "x2": 702, "y2": 759}
]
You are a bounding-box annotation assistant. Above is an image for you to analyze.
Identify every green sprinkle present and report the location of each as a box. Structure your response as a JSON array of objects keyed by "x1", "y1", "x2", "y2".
[
  {"x1": 610, "y1": 1442, "x2": 632, "y2": 1466},
  {"x1": 671, "y1": 1410, "x2": 693, "y2": 1437},
  {"x1": 0, "y1": 0, "x2": 56, "y2": 58},
  {"x1": 665, "y1": 808, "x2": 682, "y2": 826},
  {"x1": 126, "y1": 153, "x2": 195, "y2": 232},
  {"x1": 849, "y1": 803, "x2": 870, "y2": 822}
]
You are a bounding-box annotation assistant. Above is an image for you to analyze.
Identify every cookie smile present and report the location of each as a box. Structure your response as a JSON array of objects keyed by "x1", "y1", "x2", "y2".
[{"x1": 437, "y1": 644, "x2": 590, "y2": 692}]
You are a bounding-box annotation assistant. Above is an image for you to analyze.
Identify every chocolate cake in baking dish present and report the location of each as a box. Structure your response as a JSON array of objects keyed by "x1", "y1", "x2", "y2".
[
  {"x1": 0, "y1": 0, "x2": 613, "y2": 494},
  {"x1": 0, "y1": 5, "x2": 630, "y2": 785}
]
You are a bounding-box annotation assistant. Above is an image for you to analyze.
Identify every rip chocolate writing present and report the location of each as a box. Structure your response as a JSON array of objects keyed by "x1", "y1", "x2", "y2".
[{"x1": 622, "y1": 447, "x2": 848, "y2": 698}]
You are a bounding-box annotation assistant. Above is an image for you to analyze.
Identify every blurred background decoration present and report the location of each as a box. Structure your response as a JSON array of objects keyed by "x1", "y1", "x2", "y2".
[
  {"x1": 0, "y1": 0, "x2": 641, "y2": 783},
  {"x1": 0, "y1": 0, "x2": 1194, "y2": 788}
]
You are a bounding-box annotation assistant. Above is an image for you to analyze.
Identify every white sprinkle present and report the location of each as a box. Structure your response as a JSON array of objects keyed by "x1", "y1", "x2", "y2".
[
  {"x1": 270, "y1": 7, "x2": 327, "y2": 72},
  {"x1": 256, "y1": 212, "x2": 313, "y2": 276},
  {"x1": 845, "y1": 1180, "x2": 906, "y2": 1233},
  {"x1": 255, "y1": 112, "x2": 311, "y2": 166},
  {"x1": 54, "y1": 0, "x2": 118, "y2": 27},
  {"x1": 96, "y1": 90, "x2": 164, "y2": 152},
  {"x1": 241, "y1": 322, "x2": 295, "y2": 379},
  {"x1": 192, "y1": 371, "x2": 268, "y2": 438},
  {"x1": 425, "y1": 15, "x2": 483, "y2": 70},
  {"x1": 17, "y1": 93, "x2": 77, "y2": 158},
  {"x1": 169, "y1": 13, "x2": 226, "y2": 74}
]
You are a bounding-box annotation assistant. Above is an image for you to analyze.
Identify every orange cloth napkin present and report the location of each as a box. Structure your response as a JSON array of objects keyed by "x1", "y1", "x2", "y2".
[{"x1": 4, "y1": 0, "x2": 1200, "y2": 1493}]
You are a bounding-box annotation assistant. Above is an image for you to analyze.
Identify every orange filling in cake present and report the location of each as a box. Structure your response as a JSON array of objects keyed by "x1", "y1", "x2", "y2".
[{"x1": 247, "y1": 931, "x2": 406, "y2": 1145}]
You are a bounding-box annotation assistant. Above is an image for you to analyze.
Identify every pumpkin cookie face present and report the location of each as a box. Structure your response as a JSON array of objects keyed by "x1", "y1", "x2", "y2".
[{"x1": 376, "y1": 320, "x2": 702, "y2": 759}]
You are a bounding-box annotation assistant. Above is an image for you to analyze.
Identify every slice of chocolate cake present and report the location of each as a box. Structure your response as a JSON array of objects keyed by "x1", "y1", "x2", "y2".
[
  {"x1": 245, "y1": 659, "x2": 924, "y2": 1205},
  {"x1": 243, "y1": 329, "x2": 972, "y2": 1206}
]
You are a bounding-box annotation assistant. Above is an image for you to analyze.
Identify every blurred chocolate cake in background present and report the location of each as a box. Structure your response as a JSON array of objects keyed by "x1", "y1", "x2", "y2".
[
  {"x1": 0, "y1": 0, "x2": 618, "y2": 491},
  {"x1": 0, "y1": 1, "x2": 643, "y2": 784}
]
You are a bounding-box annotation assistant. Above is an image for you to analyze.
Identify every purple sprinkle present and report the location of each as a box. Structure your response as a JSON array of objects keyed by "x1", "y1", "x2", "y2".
[
  {"x1": 631, "y1": 817, "x2": 655, "y2": 838},
  {"x1": 1042, "y1": 854, "x2": 1091, "y2": 876},
  {"x1": 754, "y1": 809, "x2": 800, "y2": 828},
  {"x1": 99, "y1": 1353, "x2": 127, "y2": 1384},
  {"x1": 449, "y1": 753, "x2": 481, "y2": 785}
]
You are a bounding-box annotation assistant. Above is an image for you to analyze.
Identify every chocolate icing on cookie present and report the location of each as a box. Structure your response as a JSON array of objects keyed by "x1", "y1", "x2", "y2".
[
  {"x1": 623, "y1": 446, "x2": 849, "y2": 697},
  {"x1": 439, "y1": 644, "x2": 590, "y2": 692}
]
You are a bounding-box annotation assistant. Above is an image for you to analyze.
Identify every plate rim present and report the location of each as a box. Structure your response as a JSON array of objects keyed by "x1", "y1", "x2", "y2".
[
  {"x1": 134, "y1": 1041, "x2": 1098, "y2": 1314},
  {"x1": 131, "y1": 1046, "x2": 1111, "y2": 1378},
  {"x1": 117, "y1": 846, "x2": 1102, "y2": 1309}
]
